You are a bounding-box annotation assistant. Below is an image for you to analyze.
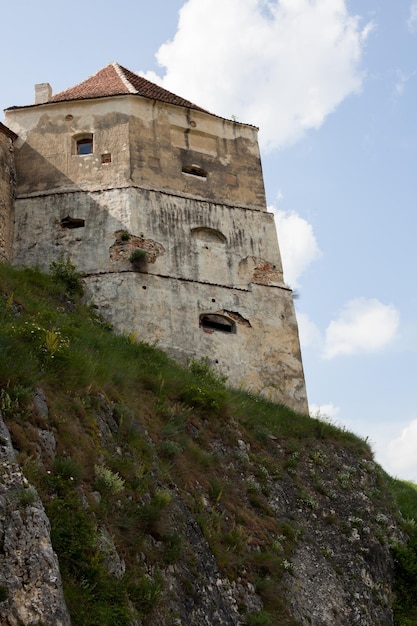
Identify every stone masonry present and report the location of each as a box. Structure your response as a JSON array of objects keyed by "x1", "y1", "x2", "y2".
[{"x1": 3, "y1": 63, "x2": 308, "y2": 413}]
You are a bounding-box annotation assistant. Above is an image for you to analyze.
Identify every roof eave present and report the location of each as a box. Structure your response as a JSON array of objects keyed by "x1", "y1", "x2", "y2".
[
  {"x1": 4, "y1": 93, "x2": 259, "y2": 130},
  {"x1": 0, "y1": 121, "x2": 18, "y2": 141}
]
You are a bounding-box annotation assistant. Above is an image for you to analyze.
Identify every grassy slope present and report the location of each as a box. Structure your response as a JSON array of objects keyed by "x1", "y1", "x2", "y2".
[{"x1": 1, "y1": 262, "x2": 416, "y2": 625}]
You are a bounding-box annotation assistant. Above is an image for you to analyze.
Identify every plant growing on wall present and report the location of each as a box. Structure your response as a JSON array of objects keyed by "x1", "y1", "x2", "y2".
[{"x1": 129, "y1": 248, "x2": 147, "y2": 269}]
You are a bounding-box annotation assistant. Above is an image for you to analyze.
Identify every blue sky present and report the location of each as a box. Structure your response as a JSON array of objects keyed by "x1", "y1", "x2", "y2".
[{"x1": 1, "y1": 0, "x2": 416, "y2": 480}]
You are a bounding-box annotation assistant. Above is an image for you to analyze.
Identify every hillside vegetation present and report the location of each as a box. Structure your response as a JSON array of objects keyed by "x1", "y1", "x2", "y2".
[{"x1": 1, "y1": 261, "x2": 417, "y2": 626}]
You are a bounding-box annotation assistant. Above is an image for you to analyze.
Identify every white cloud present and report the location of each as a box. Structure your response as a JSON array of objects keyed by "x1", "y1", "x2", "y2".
[
  {"x1": 386, "y1": 419, "x2": 417, "y2": 481},
  {"x1": 309, "y1": 402, "x2": 341, "y2": 422},
  {"x1": 394, "y1": 69, "x2": 416, "y2": 96},
  {"x1": 395, "y1": 70, "x2": 408, "y2": 96},
  {"x1": 296, "y1": 311, "x2": 322, "y2": 349},
  {"x1": 271, "y1": 208, "x2": 322, "y2": 288},
  {"x1": 323, "y1": 298, "x2": 400, "y2": 359},
  {"x1": 408, "y1": 1, "x2": 417, "y2": 33},
  {"x1": 144, "y1": 0, "x2": 372, "y2": 152}
]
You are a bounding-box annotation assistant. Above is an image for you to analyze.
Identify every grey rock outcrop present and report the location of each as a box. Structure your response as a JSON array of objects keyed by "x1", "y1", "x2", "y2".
[{"x1": 0, "y1": 413, "x2": 71, "y2": 626}]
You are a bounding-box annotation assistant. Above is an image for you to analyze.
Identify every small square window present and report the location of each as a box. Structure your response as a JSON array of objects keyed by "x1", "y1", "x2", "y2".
[
  {"x1": 77, "y1": 137, "x2": 93, "y2": 155},
  {"x1": 77, "y1": 141, "x2": 92, "y2": 155}
]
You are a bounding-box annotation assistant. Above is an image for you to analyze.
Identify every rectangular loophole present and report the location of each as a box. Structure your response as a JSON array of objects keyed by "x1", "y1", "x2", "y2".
[
  {"x1": 200, "y1": 314, "x2": 236, "y2": 334},
  {"x1": 182, "y1": 165, "x2": 207, "y2": 179}
]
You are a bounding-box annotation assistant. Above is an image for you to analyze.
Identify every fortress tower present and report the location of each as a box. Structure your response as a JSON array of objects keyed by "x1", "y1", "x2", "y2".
[
  {"x1": 4, "y1": 62, "x2": 308, "y2": 413},
  {"x1": 0, "y1": 122, "x2": 16, "y2": 263}
]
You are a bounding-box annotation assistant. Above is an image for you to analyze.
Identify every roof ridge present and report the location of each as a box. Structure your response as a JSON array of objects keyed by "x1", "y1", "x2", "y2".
[
  {"x1": 9, "y1": 62, "x2": 249, "y2": 124},
  {"x1": 111, "y1": 62, "x2": 137, "y2": 95}
]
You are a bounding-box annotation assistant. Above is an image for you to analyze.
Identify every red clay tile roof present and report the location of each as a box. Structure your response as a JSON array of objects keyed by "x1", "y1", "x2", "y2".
[{"x1": 50, "y1": 62, "x2": 208, "y2": 113}]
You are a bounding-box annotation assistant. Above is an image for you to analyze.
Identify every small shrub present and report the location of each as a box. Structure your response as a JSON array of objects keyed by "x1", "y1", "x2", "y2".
[
  {"x1": 129, "y1": 249, "x2": 147, "y2": 265},
  {"x1": 138, "y1": 490, "x2": 172, "y2": 535},
  {"x1": 18, "y1": 487, "x2": 37, "y2": 507},
  {"x1": 120, "y1": 231, "x2": 131, "y2": 241},
  {"x1": 95, "y1": 464, "x2": 125, "y2": 495},
  {"x1": 158, "y1": 439, "x2": 184, "y2": 458},
  {"x1": 0, "y1": 388, "x2": 18, "y2": 418},
  {"x1": 50, "y1": 255, "x2": 83, "y2": 295},
  {"x1": 129, "y1": 575, "x2": 162, "y2": 613},
  {"x1": 208, "y1": 478, "x2": 225, "y2": 503},
  {"x1": 247, "y1": 610, "x2": 274, "y2": 626},
  {"x1": 53, "y1": 456, "x2": 84, "y2": 484}
]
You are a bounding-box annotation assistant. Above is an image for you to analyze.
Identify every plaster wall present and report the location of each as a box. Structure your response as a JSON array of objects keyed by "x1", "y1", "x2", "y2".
[
  {"x1": 83, "y1": 272, "x2": 307, "y2": 413},
  {"x1": 12, "y1": 188, "x2": 284, "y2": 288},
  {"x1": 5, "y1": 92, "x2": 307, "y2": 414},
  {"x1": 6, "y1": 96, "x2": 265, "y2": 209},
  {"x1": 0, "y1": 130, "x2": 15, "y2": 262}
]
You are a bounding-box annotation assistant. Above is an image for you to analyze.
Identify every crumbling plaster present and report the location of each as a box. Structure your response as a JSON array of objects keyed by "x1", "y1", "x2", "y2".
[
  {"x1": 5, "y1": 88, "x2": 308, "y2": 414},
  {"x1": 6, "y1": 96, "x2": 266, "y2": 209},
  {"x1": 12, "y1": 188, "x2": 284, "y2": 287}
]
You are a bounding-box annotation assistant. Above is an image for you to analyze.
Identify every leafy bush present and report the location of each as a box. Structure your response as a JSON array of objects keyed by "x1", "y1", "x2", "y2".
[
  {"x1": 129, "y1": 575, "x2": 162, "y2": 614},
  {"x1": 129, "y1": 248, "x2": 147, "y2": 265},
  {"x1": 95, "y1": 464, "x2": 125, "y2": 495},
  {"x1": 50, "y1": 255, "x2": 83, "y2": 295}
]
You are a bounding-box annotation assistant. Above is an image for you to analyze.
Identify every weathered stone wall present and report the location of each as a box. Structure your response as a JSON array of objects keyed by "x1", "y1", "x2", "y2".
[
  {"x1": 0, "y1": 125, "x2": 16, "y2": 262},
  {"x1": 83, "y1": 274, "x2": 306, "y2": 411},
  {"x1": 6, "y1": 96, "x2": 266, "y2": 210},
  {"x1": 12, "y1": 188, "x2": 283, "y2": 285},
  {"x1": 5, "y1": 94, "x2": 308, "y2": 414},
  {"x1": 12, "y1": 186, "x2": 306, "y2": 411}
]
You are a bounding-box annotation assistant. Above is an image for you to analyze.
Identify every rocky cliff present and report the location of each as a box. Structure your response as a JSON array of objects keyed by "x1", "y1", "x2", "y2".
[
  {"x1": 0, "y1": 414, "x2": 70, "y2": 625},
  {"x1": 0, "y1": 263, "x2": 413, "y2": 626}
]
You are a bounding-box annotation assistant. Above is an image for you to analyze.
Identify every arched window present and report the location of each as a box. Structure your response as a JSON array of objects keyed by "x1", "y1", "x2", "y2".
[
  {"x1": 199, "y1": 314, "x2": 236, "y2": 334},
  {"x1": 191, "y1": 227, "x2": 227, "y2": 244}
]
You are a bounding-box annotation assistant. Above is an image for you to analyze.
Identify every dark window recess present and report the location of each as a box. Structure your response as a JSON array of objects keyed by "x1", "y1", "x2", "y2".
[
  {"x1": 200, "y1": 314, "x2": 236, "y2": 334},
  {"x1": 60, "y1": 216, "x2": 85, "y2": 229},
  {"x1": 76, "y1": 137, "x2": 93, "y2": 155},
  {"x1": 182, "y1": 164, "x2": 207, "y2": 178},
  {"x1": 101, "y1": 153, "x2": 111, "y2": 164}
]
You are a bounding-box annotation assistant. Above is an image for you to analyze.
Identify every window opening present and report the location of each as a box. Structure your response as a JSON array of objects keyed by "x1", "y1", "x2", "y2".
[
  {"x1": 60, "y1": 216, "x2": 85, "y2": 229},
  {"x1": 200, "y1": 314, "x2": 236, "y2": 334},
  {"x1": 76, "y1": 136, "x2": 93, "y2": 155},
  {"x1": 101, "y1": 153, "x2": 111, "y2": 164},
  {"x1": 182, "y1": 164, "x2": 207, "y2": 178}
]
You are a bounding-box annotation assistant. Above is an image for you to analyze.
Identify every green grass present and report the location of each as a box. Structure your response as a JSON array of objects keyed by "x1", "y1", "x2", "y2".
[
  {"x1": 2, "y1": 262, "x2": 417, "y2": 625},
  {"x1": 386, "y1": 476, "x2": 417, "y2": 625}
]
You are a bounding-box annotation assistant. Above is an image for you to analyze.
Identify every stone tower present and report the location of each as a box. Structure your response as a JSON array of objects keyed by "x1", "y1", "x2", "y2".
[
  {"x1": 0, "y1": 123, "x2": 16, "y2": 263},
  {"x1": 4, "y1": 62, "x2": 308, "y2": 413}
]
